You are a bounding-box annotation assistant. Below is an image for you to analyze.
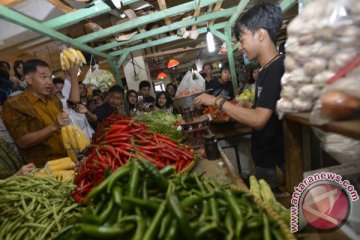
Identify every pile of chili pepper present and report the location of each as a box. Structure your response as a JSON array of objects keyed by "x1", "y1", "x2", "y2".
[
  {"x1": 73, "y1": 114, "x2": 194, "y2": 202},
  {"x1": 59, "y1": 160, "x2": 294, "y2": 240}
]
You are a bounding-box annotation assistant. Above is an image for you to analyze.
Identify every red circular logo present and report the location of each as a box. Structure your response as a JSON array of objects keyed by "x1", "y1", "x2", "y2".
[{"x1": 301, "y1": 183, "x2": 350, "y2": 230}]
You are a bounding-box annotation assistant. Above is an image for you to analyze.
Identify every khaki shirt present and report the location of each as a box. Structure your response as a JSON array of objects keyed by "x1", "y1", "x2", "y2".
[{"x1": 1, "y1": 89, "x2": 66, "y2": 167}]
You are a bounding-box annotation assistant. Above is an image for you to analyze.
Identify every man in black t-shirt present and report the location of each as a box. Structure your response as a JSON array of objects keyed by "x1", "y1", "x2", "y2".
[
  {"x1": 206, "y1": 65, "x2": 235, "y2": 101},
  {"x1": 84, "y1": 85, "x2": 125, "y2": 130},
  {"x1": 195, "y1": 3, "x2": 284, "y2": 190}
]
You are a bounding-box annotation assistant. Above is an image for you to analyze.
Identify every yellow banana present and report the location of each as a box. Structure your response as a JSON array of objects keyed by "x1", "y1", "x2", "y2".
[
  {"x1": 69, "y1": 48, "x2": 82, "y2": 65},
  {"x1": 66, "y1": 125, "x2": 79, "y2": 150},
  {"x1": 75, "y1": 49, "x2": 86, "y2": 64},
  {"x1": 63, "y1": 49, "x2": 77, "y2": 63},
  {"x1": 60, "y1": 52, "x2": 70, "y2": 70},
  {"x1": 51, "y1": 170, "x2": 75, "y2": 181},
  {"x1": 73, "y1": 125, "x2": 90, "y2": 152},
  {"x1": 45, "y1": 157, "x2": 75, "y2": 172},
  {"x1": 61, "y1": 127, "x2": 71, "y2": 149},
  {"x1": 67, "y1": 149, "x2": 78, "y2": 162}
]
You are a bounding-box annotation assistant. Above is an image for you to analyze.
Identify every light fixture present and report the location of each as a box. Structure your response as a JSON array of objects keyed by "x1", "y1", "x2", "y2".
[
  {"x1": 167, "y1": 59, "x2": 180, "y2": 69},
  {"x1": 206, "y1": 28, "x2": 216, "y2": 53},
  {"x1": 157, "y1": 72, "x2": 168, "y2": 80},
  {"x1": 104, "y1": 0, "x2": 122, "y2": 9},
  {"x1": 218, "y1": 63, "x2": 222, "y2": 68}
]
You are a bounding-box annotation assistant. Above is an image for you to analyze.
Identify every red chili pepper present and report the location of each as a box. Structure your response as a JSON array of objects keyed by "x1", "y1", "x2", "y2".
[{"x1": 139, "y1": 152, "x2": 165, "y2": 168}]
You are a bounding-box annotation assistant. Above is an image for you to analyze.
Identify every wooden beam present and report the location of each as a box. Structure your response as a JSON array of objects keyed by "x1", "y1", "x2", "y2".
[
  {"x1": 143, "y1": 43, "x2": 206, "y2": 58},
  {"x1": 47, "y1": 0, "x2": 74, "y2": 13},
  {"x1": 208, "y1": 1, "x2": 223, "y2": 26},
  {"x1": 123, "y1": 9, "x2": 146, "y2": 33},
  {"x1": 157, "y1": 0, "x2": 171, "y2": 25},
  {"x1": 77, "y1": 0, "x2": 221, "y2": 43},
  {"x1": 191, "y1": 7, "x2": 201, "y2": 30},
  {"x1": 96, "y1": 7, "x2": 236, "y2": 52},
  {"x1": 1, "y1": 0, "x2": 25, "y2": 7}
]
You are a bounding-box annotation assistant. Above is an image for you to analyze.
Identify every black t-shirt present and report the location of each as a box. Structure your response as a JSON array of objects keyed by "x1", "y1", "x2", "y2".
[
  {"x1": 206, "y1": 79, "x2": 235, "y2": 100},
  {"x1": 251, "y1": 55, "x2": 285, "y2": 168},
  {"x1": 92, "y1": 102, "x2": 117, "y2": 129}
]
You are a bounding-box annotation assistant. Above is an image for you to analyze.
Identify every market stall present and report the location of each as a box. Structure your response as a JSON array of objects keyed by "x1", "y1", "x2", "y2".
[{"x1": 0, "y1": 0, "x2": 359, "y2": 239}]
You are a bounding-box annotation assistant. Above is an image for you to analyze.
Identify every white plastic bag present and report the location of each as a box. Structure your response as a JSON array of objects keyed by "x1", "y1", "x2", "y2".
[
  {"x1": 83, "y1": 64, "x2": 115, "y2": 92},
  {"x1": 175, "y1": 70, "x2": 205, "y2": 98}
]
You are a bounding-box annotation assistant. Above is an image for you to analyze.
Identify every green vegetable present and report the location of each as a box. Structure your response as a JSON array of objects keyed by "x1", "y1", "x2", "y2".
[{"x1": 134, "y1": 110, "x2": 183, "y2": 140}]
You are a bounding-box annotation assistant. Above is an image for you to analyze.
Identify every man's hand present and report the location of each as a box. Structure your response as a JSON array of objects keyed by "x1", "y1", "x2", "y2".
[
  {"x1": 54, "y1": 112, "x2": 69, "y2": 130},
  {"x1": 194, "y1": 93, "x2": 216, "y2": 108},
  {"x1": 65, "y1": 61, "x2": 80, "y2": 81},
  {"x1": 16, "y1": 163, "x2": 36, "y2": 176},
  {"x1": 76, "y1": 104, "x2": 88, "y2": 114}
]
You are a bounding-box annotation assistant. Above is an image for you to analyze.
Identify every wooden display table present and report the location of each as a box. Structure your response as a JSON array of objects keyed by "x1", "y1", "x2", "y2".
[{"x1": 283, "y1": 113, "x2": 360, "y2": 193}]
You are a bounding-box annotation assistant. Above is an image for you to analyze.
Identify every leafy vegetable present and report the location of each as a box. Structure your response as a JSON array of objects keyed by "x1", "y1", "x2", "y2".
[{"x1": 134, "y1": 110, "x2": 183, "y2": 140}]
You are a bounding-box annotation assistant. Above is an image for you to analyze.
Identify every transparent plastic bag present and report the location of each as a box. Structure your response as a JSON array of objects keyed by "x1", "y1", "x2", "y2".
[
  {"x1": 277, "y1": 0, "x2": 360, "y2": 118},
  {"x1": 83, "y1": 64, "x2": 115, "y2": 92},
  {"x1": 175, "y1": 70, "x2": 205, "y2": 98},
  {"x1": 310, "y1": 62, "x2": 360, "y2": 125},
  {"x1": 313, "y1": 128, "x2": 360, "y2": 164}
]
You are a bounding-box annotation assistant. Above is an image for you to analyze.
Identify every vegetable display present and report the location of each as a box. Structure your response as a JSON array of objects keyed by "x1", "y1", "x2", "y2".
[
  {"x1": 60, "y1": 160, "x2": 295, "y2": 240},
  {"x1": 0, "y1": 175, "x2": 80, "y2": 240},
  {"x1": 73, "y1": 114, "x2": 194, "y2": 202},
  {"x1": 133, "y1": 110, "x2": 183, "y2": 141}
]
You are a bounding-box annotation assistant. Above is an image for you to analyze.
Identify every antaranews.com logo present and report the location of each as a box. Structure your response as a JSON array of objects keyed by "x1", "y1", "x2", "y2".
[{"x1": 290, "y1": 172, "x2": 359, "y2": 233}]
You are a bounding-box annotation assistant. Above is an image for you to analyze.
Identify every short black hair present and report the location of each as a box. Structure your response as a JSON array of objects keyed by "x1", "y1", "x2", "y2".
[
  {"x1": 166, "y1": 83, "x2": 177, "y2": 91},
  {"x1": 13, "y1": 60, "x2": 24, "y2": 79},
  {"x1": 0, "y1": 60, "x2": 10, "y2": 70},
  {"x1": 52, "y1": 77, "x2": 64, "y2": 85},
  {"x1": 234, "y1": 2, "x2": 283, "y2": 43},
  {"x1": 155, "y1": 91, "x2": 169, "y2": 108},
  {"x1": 220, "y1": 64, "x2": 230, "y2": 73},
  {"x1": 23, "y1": 59, "x2": 49, "y2": 75},
  {"x1": 126, "y1": 89, "x2": 138, "y2": 101},
  {"x1": 108, "y1": 85, "x2": 124, "y2": 94},
  {"x1": 202, "y1": 63, "x2": 213, "y2": 70},
  {"x1": 139, "y1": 80, "x2": 151, "y2": 90}
]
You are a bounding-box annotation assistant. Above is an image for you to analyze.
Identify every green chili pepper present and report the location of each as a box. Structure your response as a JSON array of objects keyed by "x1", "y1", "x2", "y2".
[
  {"x1": 168, "y1": 193, "x2": 195, "y2": 240},
  {"x1": 143, "y1": 200, "x2": 167, "y2": 240},
  {"x1": 223, "y1": 190, "x2": 244, "y2": 238},
  {"x1": 263, "y1": 212, "x2": 271, "y2": 240},
  {"x1": 139, "y1": 159, "x2": 168, "y2": 191},
  {"x1": 122, "y1": 197, "x2": 160, "y2": 212},
  {"x1": 112, "y1": 186, "x2": 123, "y2": 206},
  {"x1": 80, "y1": 223, "x2": 134, "y2": 239}
]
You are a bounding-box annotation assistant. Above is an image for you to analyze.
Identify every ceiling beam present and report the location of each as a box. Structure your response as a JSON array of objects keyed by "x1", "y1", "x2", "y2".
[
  {"x1": 226, "y1": 0, "x2": 250, "y2": 28},
  {"x1": 1, "y1": 0, "x2": 25, "y2": 7},
  {"x1": 44, "y1": 0, "x2": 141, "y2": 29},
  {"x1": 157, "y1": 0, "x2": 171, "y2": 25},
  {"x1": 143, "y1": 43, "x2": 207, "y2": 58},
  {"x1": 47, "y1": 0, "x2": 74, "y2": 13},
  {"x1": 110, "y1": 21, "x2": 227, "y2": 57},
  {"x1": 123, "y1": 9, "x2": 146, "y2": 33},
  {"x1": 0, "y1": 5, "x2": 109, "y2": 59},
  {"x1": 96, "y1": 6, "x2": 236, "y2": 52},
  {"x1": 208, "y1": 1, "x2": 223, "y2": 26},
  {"x1": 76, "y1": 0, "x2": 222, "y2": 43},
  {"x1": 280, "y1": 0, "x2": 297, "y2": 12}
]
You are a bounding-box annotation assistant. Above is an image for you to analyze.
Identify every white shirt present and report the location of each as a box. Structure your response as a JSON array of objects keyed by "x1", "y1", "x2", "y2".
[{"x1": 61, "y1": 80, "x2": 94, "y2": 140}]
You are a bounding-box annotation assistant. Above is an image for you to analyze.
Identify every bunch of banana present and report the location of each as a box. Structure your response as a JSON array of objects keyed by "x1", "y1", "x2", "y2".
[
  {"x1": 60, "y1": 47, "x2": 86, "y2": 70},
  {"x1": 61, "y1": 124, "x2": 90, "y2": 153},
  {"x1": 34, "y1": 157, "x2": 75, "y2": 181}
]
